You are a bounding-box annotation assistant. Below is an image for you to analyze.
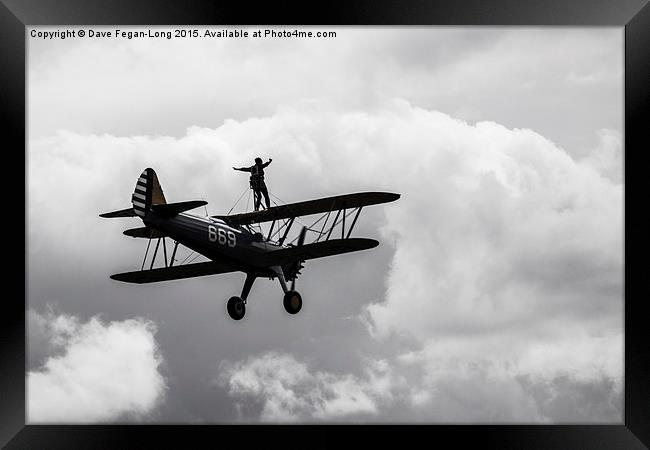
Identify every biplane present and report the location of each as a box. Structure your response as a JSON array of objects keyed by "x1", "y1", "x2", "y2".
[{"x1": 100, "y1": 168, "x2": 399, "y2": 320}]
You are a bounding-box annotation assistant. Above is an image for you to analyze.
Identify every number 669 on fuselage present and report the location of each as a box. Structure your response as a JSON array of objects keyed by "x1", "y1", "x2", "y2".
[
  {"x1": 100, "y1": 168, "x2": 400, "y2": 321},
  {"x1": 208, "y1": 225, "x2": 236, "y2": 247}
]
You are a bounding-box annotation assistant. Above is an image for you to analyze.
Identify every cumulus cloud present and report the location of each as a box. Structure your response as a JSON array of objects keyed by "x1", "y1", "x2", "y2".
[
  {"x1": 579, "y1": 128, "x2": 623, "y2": 184},
  {"x1": 353, "y1": 102, "x2": 622, "y2": 422},
  {"x1": 217, "y1": 351, "x2": 405, "y2": 422},
  {"x1": 27, "y1": 308, "x2": 166, "y2": 423},
  {"x1": 361, "y1": 106, "x2": 622, "y2": 340},
  {"x1": 28, "y1": 28, "x2": 621, "y2": 159},
  {"x1": 29, "y1": 98, "x2": 622, "y2": 423},
  {"x1": 394, "y1": 330, "x2": 622, "y2": 422}
]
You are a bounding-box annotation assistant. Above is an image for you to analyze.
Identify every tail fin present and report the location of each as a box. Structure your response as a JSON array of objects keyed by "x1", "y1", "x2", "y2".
[{"x1": 132, "y1": 168, "x2": 167, "y2": 218}]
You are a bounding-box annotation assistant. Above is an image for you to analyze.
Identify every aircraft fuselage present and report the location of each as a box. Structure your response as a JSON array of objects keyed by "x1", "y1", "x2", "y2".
[{"x1": 144, "y1": 211, "x2": 282, "y2": 272}]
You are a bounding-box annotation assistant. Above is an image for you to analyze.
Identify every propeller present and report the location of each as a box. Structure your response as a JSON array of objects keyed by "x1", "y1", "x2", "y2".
[
  {"x1": 291, "y1": 226, "x2": 307, "y2": 291},
  {"x1": 297, "y1": 226, "x2": 307, "y2": 247}
]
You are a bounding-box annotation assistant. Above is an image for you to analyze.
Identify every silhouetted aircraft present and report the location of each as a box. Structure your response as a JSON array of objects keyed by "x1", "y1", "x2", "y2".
[{"x1": 100, "y1": 168, "x2": 400, "y2": 320}]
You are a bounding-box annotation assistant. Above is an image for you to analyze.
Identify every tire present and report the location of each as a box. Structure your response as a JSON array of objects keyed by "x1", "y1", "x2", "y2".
[
  {"x1": 227, "y1": 296, "x2": 246, "y2": 320},
  {"x1": 283, "y1": 291, "x2": 302, "y2": 315}
]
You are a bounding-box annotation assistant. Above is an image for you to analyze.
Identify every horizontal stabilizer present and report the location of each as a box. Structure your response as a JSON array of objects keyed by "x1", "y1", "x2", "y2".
[
  {"x1": 123, "y1": 227, "x2": 166, "y2": 239},
  {"x1": 214, "y1": 192, "x2": 400, "y2": 226},
  {"x1": 151, "y1": 200, "x2": 208, "y2": 217},
  {"x1": 99, "y1": 207, "x2": 137, "y2": 218},
  {"x1": 262, "y1": 238, "x2": 378, "y2": 266},
  {"x1": 110, "y1": 260, "x2": 239, "y2": 284}
]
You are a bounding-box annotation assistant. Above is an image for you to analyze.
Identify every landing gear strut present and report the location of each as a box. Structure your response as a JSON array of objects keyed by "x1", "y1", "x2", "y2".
[
  {"x1": 227, "y1": 267, "x2": 304, "y2": 320},
  {"x1": 227, "y1": 273, "x2": 256, "y2": 320},
  {"x1": 272, "y1": 265, "x2": 302, "y2": 315}
]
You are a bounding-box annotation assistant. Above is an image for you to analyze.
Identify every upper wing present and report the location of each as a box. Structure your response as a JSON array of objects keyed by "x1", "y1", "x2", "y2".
[
  {"x1": 260, "y1": 238, "x2": 379, "y2": 266},
  {"x1": 110, "y1": 260, "x2": 240, "y2": 284},
  {"x1": 213, "y1": 192, "x2": 400, "y2": 226}
]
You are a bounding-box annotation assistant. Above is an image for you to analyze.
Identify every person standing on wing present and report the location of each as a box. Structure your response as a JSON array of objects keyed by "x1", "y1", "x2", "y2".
[{"x1": 233, "y1": 157, "x2": 272, "y2": 211}]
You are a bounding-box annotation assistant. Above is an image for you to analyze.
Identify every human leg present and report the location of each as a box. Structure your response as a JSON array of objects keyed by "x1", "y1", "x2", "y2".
[
  {"x1": 260, "y1": 185, "x2": 271, "y2": 209},
  {"x1": 253, "y1": 189, "x2": 261, "y2": 210}
]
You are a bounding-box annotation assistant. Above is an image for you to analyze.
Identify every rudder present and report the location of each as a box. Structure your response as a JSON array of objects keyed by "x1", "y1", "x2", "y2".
[{"x1": 132, "y1": 168, "x2": 167, "y2": 217}]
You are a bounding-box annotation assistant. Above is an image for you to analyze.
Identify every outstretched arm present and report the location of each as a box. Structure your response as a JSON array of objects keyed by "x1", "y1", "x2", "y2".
[{"x1": 233, "y1": 166, "x2": 252, "y2": 172}]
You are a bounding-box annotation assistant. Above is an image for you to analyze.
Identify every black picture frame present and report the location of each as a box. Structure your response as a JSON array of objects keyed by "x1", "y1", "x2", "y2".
[{"x1": 2, "y1": 0, "x2": 648, "y2": 448}]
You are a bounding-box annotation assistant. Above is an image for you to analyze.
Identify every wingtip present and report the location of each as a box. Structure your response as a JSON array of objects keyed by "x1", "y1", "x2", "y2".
[
  {"x1": 110, "y1": 273, "x2": 134, "y2": 283},
  {"x1": 381, "y1": 192, "x2": 400, "y2": 202}
]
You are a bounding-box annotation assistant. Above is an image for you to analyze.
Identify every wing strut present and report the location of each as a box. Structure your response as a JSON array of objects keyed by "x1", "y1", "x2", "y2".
[
  {"x1": 169, "y1": 241, "x2": 179, "y2": 267},
  {"x1": 150, "y1": 238, "x2": 161, "y2": 270},
  {"x1": 325, "y1": 209, "x2": 342, "y2": 240},
  {"x1": 141, "y1": 238, "x2": 152, "y2": 270},
  {"x1": 278, "y1": 217, "x2": 295, "y2": 245},
  {"x1": 314, "y1": 210, "x2": 332, "y2": 242},
  {"x1": 346, "y1": 207, "x2": 363, "y2": 239},
  {"x1": 266, "y1": 220, "x2": 276, "y2": 242}
]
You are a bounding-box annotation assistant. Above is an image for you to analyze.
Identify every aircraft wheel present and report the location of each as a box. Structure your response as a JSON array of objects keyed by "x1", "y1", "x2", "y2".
[
  {"x1": 283, "y1": 290, "x2": 302, "y2": 315},
  {"x1": 227, "y1": 296, "x2": 246, "y2": 320}
]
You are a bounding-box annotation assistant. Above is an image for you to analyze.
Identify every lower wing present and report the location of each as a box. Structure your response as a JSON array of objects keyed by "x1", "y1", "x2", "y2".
[
  {"x1": 110, "y1": 260, "x2": 240, "y2": 284},
  {"x1": 261, "y1": 238, "x2": 378, "y2": 266}
]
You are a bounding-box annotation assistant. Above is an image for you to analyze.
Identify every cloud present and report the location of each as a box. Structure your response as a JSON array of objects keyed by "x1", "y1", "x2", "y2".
[
  {"x1": 28, "y1": 99, "x2": 622, "y2": 422},
  {"x1": 519, "y1": 374, "x2": 622, "y2": 423},
  {"x1": 27, "y1": 309, "x2": 166, "y2": 423},
  {"x1": 393, "y1": 330, "x2": 622, "y2": 422},
  {"x1": 359, "y1": 104, "x2": 622, "y2": 338},
  {"x1": 352, "y1": 103, "x2": 623, "y2": 421},
  {"x1": 579, "y1": 128, "x2": 623, "y2": 184},
  {"x1": 28, "y1": 28, "x2": 621, "y2": 159},
  {"x1": 217, "y1": 351, "x2": 405, "y2": 422}
]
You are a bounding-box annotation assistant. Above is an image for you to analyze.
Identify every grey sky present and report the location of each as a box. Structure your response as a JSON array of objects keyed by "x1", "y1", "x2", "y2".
[{"x1": 27, "y1": 26, "x2": 623, "y2": 423}]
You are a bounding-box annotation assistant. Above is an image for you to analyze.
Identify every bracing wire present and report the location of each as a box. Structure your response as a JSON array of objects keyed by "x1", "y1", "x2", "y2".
[
  {"x1": 227, "y1": 186, "x2": 250, "y2": 215},
  {"x1": 288, "y1": 212, "x2": 329, "y2": 245},
  {"x1": 287, "y1": 208, "x2": 358, "y2": 245},
  {"x1": 179, "y1": 250, "x2": 195, "y2": 265},
  {"x1": 187, "y1": 252, "x2": 202, "y2": 264},
  {"x1": 270, "y1": 192, "x2": 309, "y2": 228}
]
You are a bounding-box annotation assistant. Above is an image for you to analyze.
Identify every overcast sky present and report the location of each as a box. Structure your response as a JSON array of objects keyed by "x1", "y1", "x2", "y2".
[{"x1": 27, "y1": 26, "x2": 623, "y2": 423}]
